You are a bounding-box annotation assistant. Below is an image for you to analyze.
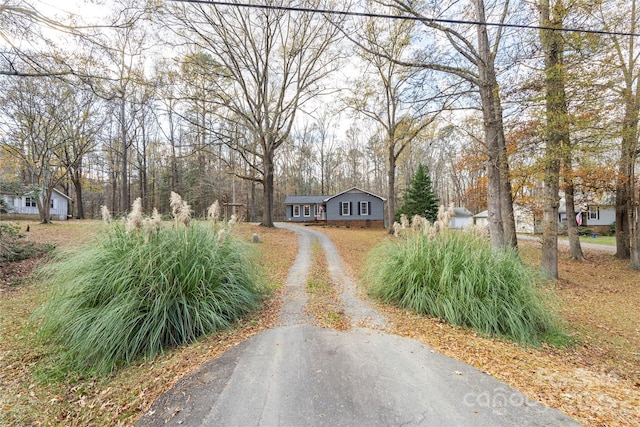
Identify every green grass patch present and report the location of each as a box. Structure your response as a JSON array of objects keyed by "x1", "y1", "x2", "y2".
[
  {"x1": 364, "y1": 231, "x2": 563, "y2": 346},
  {"x1": 558, "y1": 235, "x2": 616, "y2": 246},
  {"x1": 35, "y1": 221, "x2": 264, "y2": 375}
]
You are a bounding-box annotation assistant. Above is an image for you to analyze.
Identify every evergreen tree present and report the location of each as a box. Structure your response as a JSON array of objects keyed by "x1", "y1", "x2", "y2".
[{"x1": 396, "y1": 164, "x2": 439, "y2": 222}]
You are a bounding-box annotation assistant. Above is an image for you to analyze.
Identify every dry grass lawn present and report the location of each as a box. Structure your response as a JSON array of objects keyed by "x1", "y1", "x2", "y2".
[{"x1": 1, "y1": 220, "x2": 639, "y2": 426}]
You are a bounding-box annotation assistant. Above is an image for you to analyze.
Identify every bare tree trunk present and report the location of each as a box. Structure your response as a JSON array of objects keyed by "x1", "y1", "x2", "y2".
[
  {"x1": 564, "y1": 141, "x2": 584, "y2": 260},
  {"x1": 387, "y1": 145, "x2": 397, "y2": 228},
  {"x1": 616, "y1": 98, "x2": 635, "y2": 259},
  {"x1": 615, "y1": 0, "x2": 639, "y2": 260},
  {"x1": 616, "y1": 90, "x2": 638, "y2": 259},
  {"x1": 120, "y1": 94, "x2": 129, "y2": 213},
  {"x1": 494, "y1": 90, "x2": 518, "y2": 249},
  {"x1": 72, "y1": 169, "x2": 85, "y2": 219},
  {"x1": 632, "y1": 200, "x2": 640, "y2": 269},
  {"x1": 541, "y1": 145, "x2": 560, "y2": 279},
  {"x1": 38, "y1": 189, "x2": 53, "y2": 224},
  {"x1": 476, "y1": 0, "x2": 507, "y2": 248},
  {"x1": 261, "y1": 151, "x2": 275, "y2": 227}
]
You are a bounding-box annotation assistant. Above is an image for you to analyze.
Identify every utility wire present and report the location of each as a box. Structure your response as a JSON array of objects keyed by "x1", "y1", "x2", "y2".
[{"x1": 168, "y1": 0, "x2": 640, "y2": 38}]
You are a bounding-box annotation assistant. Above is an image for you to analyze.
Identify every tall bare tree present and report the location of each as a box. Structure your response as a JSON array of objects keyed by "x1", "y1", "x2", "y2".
[
  {"x1": 0, "y1": 75, "x2": 69, "y2": 222},
  {"x1": 58, "y1": 85, "x2": 103, "y2": 219},
  {"x1": 539, "y1": 0, "x2": 568, "y2": 279},
  {"x1": 166, "y1": 1, "x2": 343, "y2": 226},
  {"x1": 345, "y1": 2, "x2": 442, "y2": 226},
  {"x1": 592, "y1": 0, "x2": 640, "y2": 267},
  {"x1": 383, "y1": 0, "x2": 518, "y2": 249}
]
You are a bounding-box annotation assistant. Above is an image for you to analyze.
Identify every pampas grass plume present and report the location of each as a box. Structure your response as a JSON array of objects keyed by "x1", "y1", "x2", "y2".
[
  {"x1": 208, "y1": 200, "x2": 220, "y2": 221},
  {"x1": 126, "y1": 198, "x2": 144, "y2": 233},
  {"x1": 101, "y1": 206, "x2": 112, "y2": 224},
  {"x1": 411, "y1": 215, "x2": 424, "y2": 232},
  {"x1": 151, "y1": 208, "x2": 162, "y2": 228},
  {"x1": 400, "y1": 214, "x2": 409, "y2": 229},
  {"x1": 178, "y1": 202, "x2": 192, "y2": 227},
  {"x1": 392, "y1": 221, "x2": 402, "y2": 237}
]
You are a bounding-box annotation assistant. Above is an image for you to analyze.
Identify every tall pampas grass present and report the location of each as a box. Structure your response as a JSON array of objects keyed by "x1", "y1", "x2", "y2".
[
  {"x1": 366, "y1": 205, "x2": 563, "y2": 346},
  {"x1": 36, "y1": 193, "x2": 264, "y2": 375}
]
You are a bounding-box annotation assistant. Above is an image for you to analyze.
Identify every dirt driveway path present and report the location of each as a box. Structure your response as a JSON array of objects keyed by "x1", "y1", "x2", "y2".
[
  {"x1": 137, "y1": 224, "x2": 578, "y2": 427},
  {"x1": 277, "y1": 223, "x2": 386, "y2": 329}
]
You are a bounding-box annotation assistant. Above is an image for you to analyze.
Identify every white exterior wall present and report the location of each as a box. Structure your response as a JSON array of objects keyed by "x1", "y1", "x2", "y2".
[
  {"x1": 449, "y1": 216, "x2": 472, "y2": 229},
  {"x1": 1, "y1": 191, "x2": 69, "y2": 220},
  {"x1": 585, "y1": 206, "x2": 615, "y2": 226},
  {"x1": 514, "y1": 205, "x2": 535, "y2": 234}
]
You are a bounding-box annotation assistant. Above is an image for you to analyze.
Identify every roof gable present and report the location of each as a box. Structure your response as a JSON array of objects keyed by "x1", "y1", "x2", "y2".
[
  {"x1": 323, "y1": 187, "x2": 386, "y2": 202},
  {"x1": 0, "y1": 187, "x2": 71, "y2": 200}
]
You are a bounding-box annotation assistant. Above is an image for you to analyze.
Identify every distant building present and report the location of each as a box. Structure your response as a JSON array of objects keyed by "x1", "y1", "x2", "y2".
[
  {"x1": 450, "y1": 207, "x2": 473, "y2": 229},
  {"x1": 1, "y1": 188, "x2": 72, "y2": 220}
]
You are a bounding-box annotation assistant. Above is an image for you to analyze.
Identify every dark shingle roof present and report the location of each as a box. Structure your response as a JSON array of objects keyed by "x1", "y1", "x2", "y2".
[{"x1": 284, "y1": 195, "x2": 329, "y2": 205}]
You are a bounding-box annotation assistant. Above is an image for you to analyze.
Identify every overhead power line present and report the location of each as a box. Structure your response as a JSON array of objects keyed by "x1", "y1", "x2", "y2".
[{"x1": 168, "y1": 0, "x2": 640, "y2": 38}]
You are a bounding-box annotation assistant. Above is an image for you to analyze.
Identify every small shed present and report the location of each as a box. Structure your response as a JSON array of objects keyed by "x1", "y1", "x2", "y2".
[
  {"x1": 473, "y1": 210, "x2": 488, "y2": 228},
  {"x1": 449, "y1": 207, "x2": 473, "y2": 229}
]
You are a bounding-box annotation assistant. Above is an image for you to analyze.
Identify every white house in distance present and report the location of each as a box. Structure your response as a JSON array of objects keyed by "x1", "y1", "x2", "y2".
[
  {"x1": 1, "y1": 188, "x2": 72, "y2": 220},
  {"x1": 474, "y1": 204, "x2": 536, "y2": 233},
  {"x1": 473, "y1": 196, "x2": 616, "y2": 235}
]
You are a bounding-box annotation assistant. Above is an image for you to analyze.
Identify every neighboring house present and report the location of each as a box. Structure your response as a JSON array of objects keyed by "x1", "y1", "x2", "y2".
[
  {"x1": 1, "y1": 188, "x2": 72, "y2": 220},
  {"x1": 581, "y1": 203, "x2": 615, "y2": 234},
  {"x1": 514, "y1": 204, "x2": 536, "y2": 234},
  {"x1": 285, "y1": 187, "x2": 386, "y2": 227},
  {"x1": 473, "y1": 210, "x2": 488, "y2": 229},
  {"x1": 449, "y1": 207, "x2": 473, "y2": 229},
  {"x1": 474, "y1": 196, "x2": 616, "y2": 235},
  {"x1": 473, "y1": 205, "x2": 537, "y2": 233}
]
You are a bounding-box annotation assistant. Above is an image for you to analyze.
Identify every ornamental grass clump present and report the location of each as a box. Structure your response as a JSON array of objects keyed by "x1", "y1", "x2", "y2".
[
  {"x1": 37, "y1": 195, "x2": 264, "y2": 375},
  {"x1": 366, "y1": 208, "x2": 561, "y2": 346}
]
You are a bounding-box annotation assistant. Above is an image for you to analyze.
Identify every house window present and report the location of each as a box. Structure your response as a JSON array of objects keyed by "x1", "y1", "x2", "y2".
[
  {"x1": 341, "y1": 201, "x2": 351, "y2": 216},
  {"x1": 293, "y1": 205, "x2": 300, "y2": 217},
  {"x1": 303, "y1": 204, "x2": 311, "y2": 217},
  {"x1": 50, "y1": 199, "x2": 55, "y2": 209},
  {"x1": 360, "y1": 201, "x2": 369, "y2": 216},
  {"x1": 588, "y1": 206, "x2": 599, "y2": 220},
  {"x1": 25, "y1": 197, "x2": 37, "y2": 207}
]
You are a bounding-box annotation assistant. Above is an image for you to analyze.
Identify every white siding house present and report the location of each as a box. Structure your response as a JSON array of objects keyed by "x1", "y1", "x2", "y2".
[
  {"x1": 1, "y1": 188, "x2": 71, "y2": 220},
  {"x1": 583, "y1": 204, "x2": 615, "y2": 227},
  {"x1": 473, "y1": 205, "x2": 536, "y2": 233}
]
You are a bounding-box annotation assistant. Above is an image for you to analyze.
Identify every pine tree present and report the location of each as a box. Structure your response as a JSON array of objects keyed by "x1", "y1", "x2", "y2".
[{"x1": 396, "y1": 164, "x2": 439, "y2": 222}]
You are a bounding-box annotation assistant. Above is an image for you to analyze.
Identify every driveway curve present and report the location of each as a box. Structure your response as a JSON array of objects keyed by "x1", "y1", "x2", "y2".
[{"x1": 137, "y1": 224, "x2": 578, "y2": 427}]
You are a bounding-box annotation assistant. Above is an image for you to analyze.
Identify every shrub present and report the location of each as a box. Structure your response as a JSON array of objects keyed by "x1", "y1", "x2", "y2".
[
  {"x1": 0, "y1": 222, "x2": 51, "y2": 262},
  {"x1": 364, "y1": 230, "x2": 560, "y2": 345},
  {"x1": 37, "y1": 214, "x2": 264, "y2": 374}
]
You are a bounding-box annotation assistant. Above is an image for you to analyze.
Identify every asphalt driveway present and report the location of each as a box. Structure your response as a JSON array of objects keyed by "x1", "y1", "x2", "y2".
[{"x1": 137, "y1": 224, "x2": 579, "y2": 426}]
